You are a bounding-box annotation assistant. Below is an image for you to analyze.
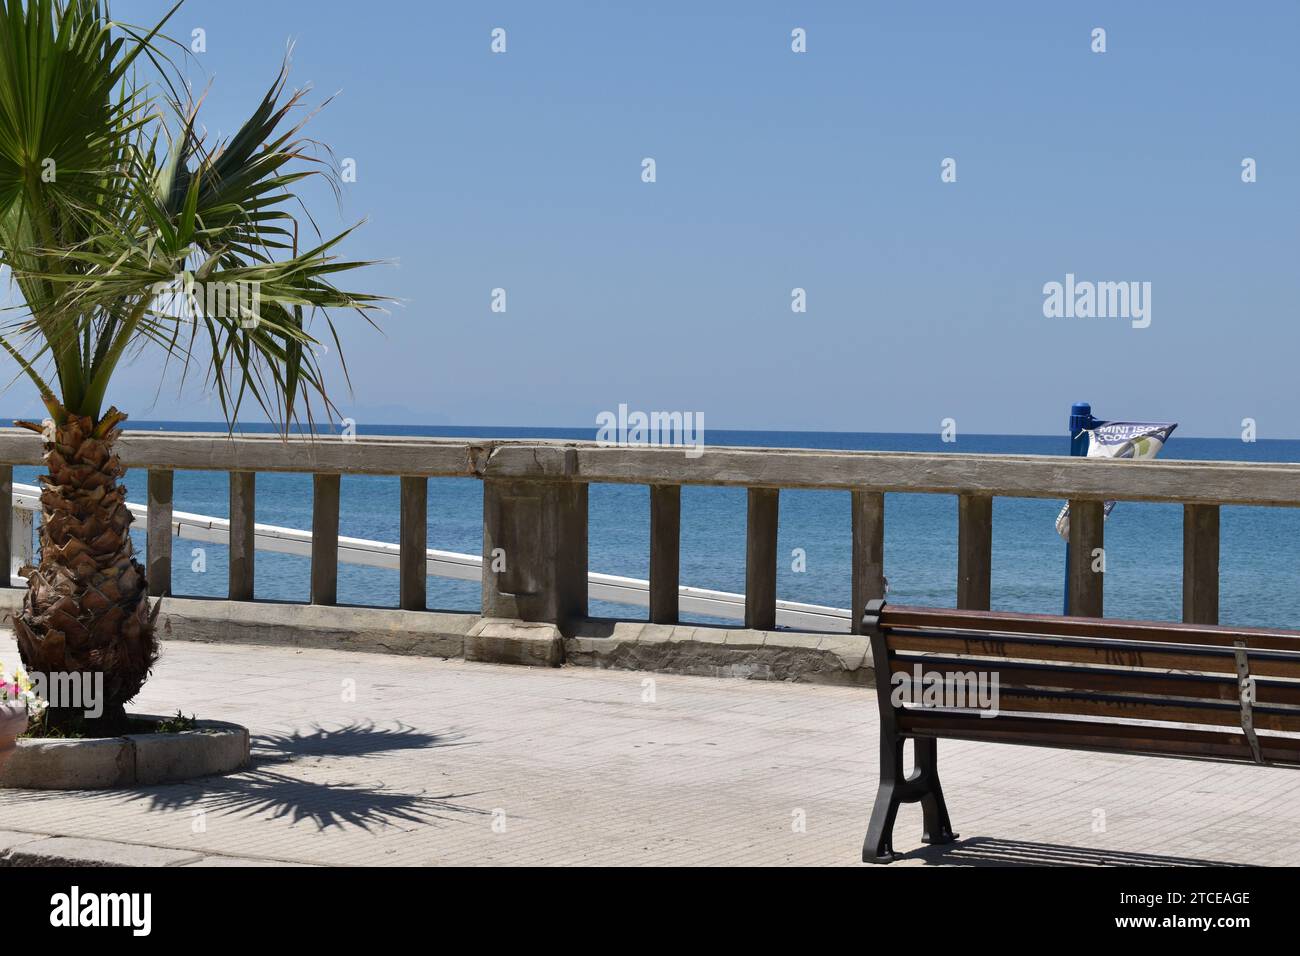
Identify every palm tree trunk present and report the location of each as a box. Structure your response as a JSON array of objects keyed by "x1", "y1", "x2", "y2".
[{"x1": 14, "y1": 410, "x2": 157, "y2": 732}]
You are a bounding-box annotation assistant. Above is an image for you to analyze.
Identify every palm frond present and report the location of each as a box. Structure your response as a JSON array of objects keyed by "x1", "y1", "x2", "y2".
[{"x1": 0, "y1": 0, "x2": 386, "y2": 432}]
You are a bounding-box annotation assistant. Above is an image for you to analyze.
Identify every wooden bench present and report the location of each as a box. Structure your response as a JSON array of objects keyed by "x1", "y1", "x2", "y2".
[{"x1": 861, "y1": 599, "x2": 1300, "y2": 863}]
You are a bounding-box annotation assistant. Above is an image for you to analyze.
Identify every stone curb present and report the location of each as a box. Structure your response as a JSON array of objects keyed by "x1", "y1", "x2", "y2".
[
  {"x1": 0, "y1": 830, "x2": 316, "y2": 867},
  {"x1": 0, "y1": 592, "x2": 872, "y2": 685},
  {"x1": 565, "y1": 621, "x2": 873, "y2": 686},
  {"x1": 466, "y1": 618, "x2": 564, "y2": 666},
  {"x1": 0, "y1": 716, "x2": 250, "y2": 790}
]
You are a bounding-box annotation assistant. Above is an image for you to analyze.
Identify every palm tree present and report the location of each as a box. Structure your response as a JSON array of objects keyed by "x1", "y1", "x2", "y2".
[{"x1": 0, "y1": 0, "x2": 384, "y2": 730}]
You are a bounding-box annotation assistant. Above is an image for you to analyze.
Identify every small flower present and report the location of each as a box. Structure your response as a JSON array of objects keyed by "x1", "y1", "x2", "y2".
[{"x1": 0, "y1": 666, "x2": 46, "y2": 713}]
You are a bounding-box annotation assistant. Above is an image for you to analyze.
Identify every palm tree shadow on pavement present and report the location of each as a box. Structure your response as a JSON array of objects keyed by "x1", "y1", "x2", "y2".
[
  {"x1": 125, "y1": 769, "x2": 487, "y2": 831},
  {"x1": 0, "y1": 721, "x2": 489, "y2": 832},
  {"x1": 251, "y1": 721, "x2": 471, "y2": 765},
  {"x1": 121, "y1": 721, "x2": 489, "y2": 830}
]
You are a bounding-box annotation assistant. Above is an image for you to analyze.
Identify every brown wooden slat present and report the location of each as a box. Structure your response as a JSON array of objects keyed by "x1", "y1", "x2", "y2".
[
  {"x1": 898, "y1": 711, "x2": 1300, "y2": 766},
  {"x1": 889, "y1": 654, "x2": 1300, "y2": 707},
  {"x1": 880, "y1": 604, "x2": 1300, "y2": 652},
  {"x1": 886, "y1": 630, "x2": 1300, "y2": 679},
  {"x1": 956, "y1": 689, "x2": 1300, "y2": 733}
]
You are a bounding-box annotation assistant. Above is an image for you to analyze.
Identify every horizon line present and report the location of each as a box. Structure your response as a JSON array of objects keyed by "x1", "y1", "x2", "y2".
[{"x1": 0, "y1": 417, "x2": 1287, "y2": 444}]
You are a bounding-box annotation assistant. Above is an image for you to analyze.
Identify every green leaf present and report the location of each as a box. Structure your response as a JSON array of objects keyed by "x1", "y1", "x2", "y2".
[{"x1": 0, "y1": 0, "x2": 387, "y2": 430}]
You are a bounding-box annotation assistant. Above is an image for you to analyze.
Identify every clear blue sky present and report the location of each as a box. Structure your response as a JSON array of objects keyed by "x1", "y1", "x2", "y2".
[{"x1": 8, "y1": 1, "x2": 1298, "y2": 437}]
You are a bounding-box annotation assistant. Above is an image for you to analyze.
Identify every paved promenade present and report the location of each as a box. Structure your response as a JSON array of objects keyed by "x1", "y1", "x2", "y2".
[{"x1": 1, "y1": 631, "x2": 1297, "y2": 866}]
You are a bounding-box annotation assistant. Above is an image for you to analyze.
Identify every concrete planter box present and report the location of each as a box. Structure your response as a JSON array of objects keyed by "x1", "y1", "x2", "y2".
[
  {"x1": 0, "y1": 714, "x2": 249, "y2": 790},
  {"x1": 0, "y1": 703, "x2": 26, "y2": 776}
]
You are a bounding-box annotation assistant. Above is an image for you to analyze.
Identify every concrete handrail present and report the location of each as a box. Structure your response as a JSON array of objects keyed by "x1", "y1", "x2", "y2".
[{"x1": 0, "y1": 428, "x2": 1296, "y2": 504}]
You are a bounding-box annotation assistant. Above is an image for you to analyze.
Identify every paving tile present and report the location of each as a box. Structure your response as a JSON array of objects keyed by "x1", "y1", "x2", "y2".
[{"x1": 1, "y1": 630, "x2": 1297, "y2": 866}]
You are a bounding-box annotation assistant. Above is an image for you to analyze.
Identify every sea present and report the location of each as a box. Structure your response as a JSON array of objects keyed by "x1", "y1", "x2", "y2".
[{"x1": 8, "y1": 422, "x2": 1300, "y2": 631}]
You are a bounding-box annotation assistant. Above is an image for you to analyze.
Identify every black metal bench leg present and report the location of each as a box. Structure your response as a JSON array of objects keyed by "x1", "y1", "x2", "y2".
[
  {"x1": 863, "y1": 734, "x2": 958, "y2": 863},
  {"x1": 863, "y1": 734, "x2": 905, "y2": 863},
  {"x1": 863, "y1": 781, "x2": 903, "y2": 863},
  {"x1": 914, "y1": 737, "x2": 957, "y2": 845},
  {"x1": 861, "y1": 604, "x2": 958, "y2": 864}
]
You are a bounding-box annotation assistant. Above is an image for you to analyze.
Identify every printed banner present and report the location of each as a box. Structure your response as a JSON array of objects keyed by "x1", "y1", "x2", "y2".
[{"x1": 1055, "y1": 421, "x2": 1178, "y2": 539}]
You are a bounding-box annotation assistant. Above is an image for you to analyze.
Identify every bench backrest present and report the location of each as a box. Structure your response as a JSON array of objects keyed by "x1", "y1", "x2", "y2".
[{"x1": 865, "y1": 602, "x2": 1300, "y2": 766}]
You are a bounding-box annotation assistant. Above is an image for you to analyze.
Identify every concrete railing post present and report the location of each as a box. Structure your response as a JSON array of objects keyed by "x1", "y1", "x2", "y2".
[
  {"x1": 481, "y1": 477, "x2": 588, "y2": 631},
  {"x1": 229, "y1": 471, "x2": 256, "y2": 601},
  {"x1": 399, "y1": 476, "x2": 428, "y2": 611},
  {"x1": 1067, "y1": 499, "x2": 1104, "y2": 617},
  {"x1": 1183, "y1": 503, "x2": 1220, "y2": 625},
  {"x1": 957, "y1": 493, "x2": 993, "y2": 611},
  {"x1": 0, "y1": 465, "x2": 11, "y2": 587},
  {"x1": 147, "y1": 469, "x2": 174, "y2": 597},
  {"x1": 744, "y1": 488, "x2": 779, "y2": 630},
  {"x1": 648, "y1": 484, "x2": 681, "y2": 624},
  {"x1": 851, "y1": 490, "x2": 885, "y2": 634},
  {"x1": 11, "y1": 506, "x2": 33, "y2": 585}
]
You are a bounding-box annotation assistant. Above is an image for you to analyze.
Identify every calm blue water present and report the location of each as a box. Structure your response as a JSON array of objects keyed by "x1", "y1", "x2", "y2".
[{"x1": 9, "y1": 422, "x2": 1300, "y2": 630}]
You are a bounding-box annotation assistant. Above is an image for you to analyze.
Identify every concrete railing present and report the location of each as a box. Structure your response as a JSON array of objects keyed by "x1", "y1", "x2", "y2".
[
  {"x1": 2, "y1": 428, "x2": 1297, "y2": 633},
  {"x1": 5, "y1": 480, "x2": 852, "y2": 630}
]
